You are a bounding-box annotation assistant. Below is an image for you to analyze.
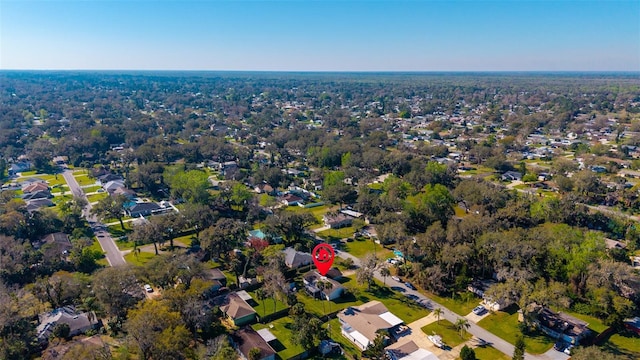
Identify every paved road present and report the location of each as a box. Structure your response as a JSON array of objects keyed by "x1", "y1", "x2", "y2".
[
  {"x1": 62, "y1": 169, "x2": 126, "y2": 266},
  {"x1": 334, "y1": 250, "x2": 566, "y2": 360}
]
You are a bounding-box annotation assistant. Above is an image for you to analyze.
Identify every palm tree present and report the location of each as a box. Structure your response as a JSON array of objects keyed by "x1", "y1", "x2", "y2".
[
  {"x1": 433, "y1": 307, "x2": 443, "y2": 324},
  {"x1": 255, "y1": 288, "x2": 266, "y2": 318},
  {"x1": 380, "y1": 267, "x2": 391, "y2": 285},
  {"x1": 454, "y1": 318, "x2": 470, "y2": 338}
]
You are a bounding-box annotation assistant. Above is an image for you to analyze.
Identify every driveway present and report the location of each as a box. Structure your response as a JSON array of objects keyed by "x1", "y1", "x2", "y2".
[{"x1": 63, "y1": 170, "x2": 126, "y2": 266}]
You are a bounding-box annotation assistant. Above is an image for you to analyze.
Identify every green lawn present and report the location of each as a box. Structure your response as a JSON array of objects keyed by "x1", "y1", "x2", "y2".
[
  {"x1": 326, "y1": 318, "x2": 361, "y2": 359},
  {"x1": 559, "y1": 310, "x2": 607, "y2": 333},
  {"x1": 426, "y1": 292, "x2": 481, "y2": 316},
  {"x1": 74, "y1": 174, "x2": 97, "y2": 186},
  {"x1": 343, "y1": 238, "x2": 392, "y2": 259},
  {"x1": 87, "y1": 193, "x2": 108, "y2": 203},
  {"x1": 477, "y1": 307, "x2": 554, "y2": 354},
  {"x1": 421, "y1": 320, "x2": 472, "y2": 348},
  {"x1": 317, "y1": 227, "x2": 357, "y2": 242},
  {"x1": 88, "y1": 239, "x2": 108, "y2": 267},
  {"x1": 297, "y1": 289, "x2": 360, "y2": 319},
  {"x1": 286, "y1": 204, "x2": 332, "y2": 224},
  {"x1": 602, "y1": 330, "x2": 640, "y2": 359},
  {"x1": 107, "y1": 223, "x2": 133, "y2": 237},
  {"x1": 247, "y1": 291, "x2": 289, "y2": 318},
  {"x1": 253, "y1": 317, "x2": 305, "y2": 360},
  {"x1": 83, "y1": 185, "x2": 103, "y2": 194},
  {"x1": 124, "y1": 251, "x2": 156, "y2": 266},
  {"x1": 473, "y1": 345, "x2": 510, "y2": 360},
  {"x1": 50, "y1": 185, "x2": 70, "y2": 194}
]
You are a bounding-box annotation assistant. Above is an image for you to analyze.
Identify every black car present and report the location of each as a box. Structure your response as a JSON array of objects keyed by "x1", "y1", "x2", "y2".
[{"x1": 404, "y1": 282, "x2": 416, "y2": 290}]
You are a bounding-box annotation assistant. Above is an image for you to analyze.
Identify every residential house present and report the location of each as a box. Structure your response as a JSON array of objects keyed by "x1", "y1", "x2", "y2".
[
  {"x1": 283, "y1": 247, "x2": 313, "y2": 269},
  {"x1": 232, "y1": 327, "x2": 276, "y2": 360},
  {"x1": 39, "y1": 232, "x2": 73, "y2": 259},
  {"x1": 337, "y1": 301, "x2": 405, "y2": 350},
  {"x1": 254, "y1": 183, "x2": 275, "y2": 195},
  {"x1": 26, "y1": 198, "x2": 54, "y2": 212},
  {"x1": 22, "y1": 182, "x2": 50, "y2": 194},
  {"x1": 501, "y1": 171, "x2": 523, "y2": 182},
  {"x1": 604, "y1": 238, "x2": 627, "y2": 250},
  {"x1": 199, "y1": 268, "x2": 227, "y2": 292},
  {"x1": 525, "y1": 304, "x2": 590, "y2": 345},
  {"x1": 303, "y1": 270, "x2": 345, "y2": 301},
  {"x1": 281, "y1": 193, "x2": 304, "y2": 206},
  {"x1": 323, "y1": 213, "x2": 354, "y2": 229},
  {"x1": 220, "y1": 291, "x2": 257, "y2": 326},
  {"x1": 36, "y1": 306, "x2": 101, "y2": 344},
  {"x1": 8, "y1": 161, "x2": 32, "y2": 176},
  {"x1": 386, "y1": 340, "x2": 439, "y2": 360},
  {"x1": 127, "y1": 202, "x2": 161, "y2": 217},
  {"x1": 103, "y1": 180, "x2": 125, "y2": 194},
  {"x1": 97, "y1": 173, "x2": 123, "y2": 185},
  {"x1": 22, "y1": 190, "x2": 52, "y2": 201},
  {"x1": 468, "y1": 279, "x2": 512, "y2": 311}
]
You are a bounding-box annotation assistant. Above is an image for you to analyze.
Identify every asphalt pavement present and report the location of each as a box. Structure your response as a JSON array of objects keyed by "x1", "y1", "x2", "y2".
[{"x1": 62, "y1": 169, "x2": 126, "y2": 266}]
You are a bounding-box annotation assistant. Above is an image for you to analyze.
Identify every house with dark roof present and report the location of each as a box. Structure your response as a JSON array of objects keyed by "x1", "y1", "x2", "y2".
[
  {"x1": 39, "y1": 232, "x2": 73, "y2": 258},
  {"x1": 26, "y1": 198, "x2": 54, "y2": 212},
  {"x1": 501, "y1": 171, "x2": 523, "y2": 182},
  {"x1": 233, "y1": 327, "x2": 276, "y2": 360},
  {"x1": 281, "y1": 193, "x2": 304, "y2": 206},
  {"x1": 337, "y1": 301, "x2": 405, "y2": 350},
  {"x1": 127, "y1": 202, "x2": 161, "y2": 217},
  {"x1": 36, "y1": 306, "x2": 101, "y2": 344},
  {"x1": 526, "y1": 304, "x2": 591, "y2": 345},
  {"x1": 112, "y1": 187, "x2": 137, "y2": 199},
  {"x1": 303, "y1": 270, "x2": 345, "y2": 301},
  {"x1": 8, "y1": 161, "x2": 32, "y2": 176},
  {"x1": 283, "y1": 247, "x2": 313, "y2": 269},
  {"x1": 22, "y1": 190, "x2": 52, "y2": 201},
  {"x1": 220, "y1": 292, "x2": 257, "y2": 326}
]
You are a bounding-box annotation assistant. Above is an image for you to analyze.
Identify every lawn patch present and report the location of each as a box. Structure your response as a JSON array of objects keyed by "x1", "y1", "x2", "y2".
[
  {"x1": 326, "y1": 318, "x2": 361, "y2": 358},
  {"x1": 474, "y1": 345, "x2": 510, "y2": 360},
  {"x1": 73, "y1": 173, "x2": 97, "y2": 186},
  {"x1": 477, "y1": 306, "x2": 554, "y2": 354},
  {"x1": 248, "y1": 290, "x2": 289, "y2": 318},
  {"x1": 600, "y1": 330, "x2": 640, "y2": 359},
  {"x1": 252, "y1": 317, "x2": 305, "y2": 360},
  {"x1": 124, "y1": 251, "x2": 156, "y2": 266},
  {"x1": 426, "y1": 291, "x2": 480, "y2": 316},
  {"x1": 87, "y1": 193, "x2": 108, "y2": 203},
  {"x1": 420, "y1": 319, "x2": 471, "y2": 348},
  {"x1": 83, "y1": 185, "x2": 103, "y2": 194},
  {"x1": 343, "y1": 238, "x2": 391, "y2": 259}
]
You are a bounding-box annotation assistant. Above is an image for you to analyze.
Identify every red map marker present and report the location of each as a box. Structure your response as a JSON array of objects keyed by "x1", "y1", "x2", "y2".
[{"x1": 312, "y1": 243, "x2": 335, "y2": 276}]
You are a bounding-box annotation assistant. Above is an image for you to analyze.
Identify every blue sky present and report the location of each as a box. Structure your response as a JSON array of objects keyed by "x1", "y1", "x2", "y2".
[{"x1": 1, "y1": 0, "x2": 639, "y2": 71}]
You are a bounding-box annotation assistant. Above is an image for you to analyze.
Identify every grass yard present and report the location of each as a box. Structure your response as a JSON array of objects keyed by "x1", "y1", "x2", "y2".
[
  {"x1": 88, "y1": 239, "x2": 108, "y2": 267},
  {"x1": 602, "y1": 330, "x2": 640, "y2": 359},
  {"x1": 473, "y1": 345, "x2": 510, "y2": 360},
  {"x1": 426, "y1": 291, "x2": 481, "y2": 316},
  {"x1": 559, "y1": 310, "x2": 608, "y2": 333},
  {"x1": 420, "y1": 320, "x2": 472, "y2": 348},
  {"x1": 51, "y1": 194, "x2": 73, "y2": 205},
  {"x1": 253, "y1": 317, "x2": 305, "y2": 360},
  {"x1": 287, "y1": 204, "x2": 332, "y2": 224},
  {"x1": 83, "y1": 185, "x2": 103, "y2": 193},
  {"x1": 342, "y1": 238, "x2": 391, "y2": 259},
  {"x1": 297, "y1": 289, "x2": 361, "y2": 319},
  {"x1": 326, "y1": 318, "x2": 361, "y2": 359},
  {"x1": 50, "y1": 185, "x2": 70, "y2": 194},
  {"x1": 317, "y1": 226, "x2": 357, "y2": 242},
  {"x1": 107, "y1": 223, "x2": 133, "y2": 237},
  {"x1": 124, "y1": 251, "x2": 156, "y2": 266},
  {"x1": 477, "y1": 306, "x2": 554, "y2": 354},
  {"x1": 74, "y1": 173, "x2": 97, "y2": 186},
  {"x1": 87, "y1": 192, "x2": 108, "y2": 203},
  {"x1": 247, "y1": 291, "x2": 289, "y2": 318}
]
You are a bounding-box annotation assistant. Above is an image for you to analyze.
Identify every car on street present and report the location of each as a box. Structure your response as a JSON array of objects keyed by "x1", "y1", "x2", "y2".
[
  {"x1": 404, "y1": 282, "x2": 416, "y2": 290},
  {"x1": 144, "y1": 284, "x2": 153, "y2": 293},
  {"x1": 391, "y1": 276, "x2": 401, "y2": 282},
  {"x1": 472, "y1": 305, "x2": 487, "y2": 315}
]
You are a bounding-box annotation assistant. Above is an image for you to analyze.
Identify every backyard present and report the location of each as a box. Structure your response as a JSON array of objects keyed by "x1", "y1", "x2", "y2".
[{"x1": 252, "y1": 317, "x2": 305, "y2": 360}]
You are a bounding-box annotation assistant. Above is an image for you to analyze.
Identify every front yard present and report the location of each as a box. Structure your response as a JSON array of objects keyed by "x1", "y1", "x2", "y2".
[
  {"x1": 420, "y1": 319, "x2": 472, "y2": 348},
  {"x1": 477, "y1": 306, "x2": 554, "y2": 354}
]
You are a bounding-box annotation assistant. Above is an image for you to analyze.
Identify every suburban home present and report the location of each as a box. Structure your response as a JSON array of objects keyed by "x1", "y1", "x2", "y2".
[
  {"x1": 52, "y1": 156, "x2": 68, "y2": 165},
  {"x1": 281, "y1": 193, "x2": 304, "y2": 206},
  {"x1": 22, "y1": 182, "x2": 50, "y2": 193},
  {"x1": 97, "y1": 173, "x2": 123, "y2": 185},
  {"x1": 501, "y1": 171, "x2": 523, "y2": 182},
  {"x1": 199, "y1": 268, "x2": 227, "y2": 293},
  {"x1": 386, "y1": 340, "x2": 439, "y2": 360},
  {"x1": 36, "y1": 306, "x2": 101, "y2": 344},
  {"x1": 468, "y1": 279, "x2": 512, "y2": 311},
  {"x1": 337, "y1": 301, "x2": 405, "y2": 350},
  {"x1": 525, "y1": 304, "x2": 590, "y2": 345},
  {"x1": 112, "y1": 187, "x2": 137, "y2": 199},
  {"x1": 283, "y1": 247, "x2": 313, "y2": 269},
  {"x1": 8, "y1": 161, "x2": 32, "y2": 176},
  {"x1": 323, "y1": 212, "x2": 354, "y2": 229},
  {"x1": 303, "y1": 270, "x2": 345, "y2": 301},
  {"x1": 220, "y1": 291, "x2": 257, "y2": 326},
  {"x1": 38, "y1": 232, "x2": 73, "y2": 258},
  {"x1": 127, "y1": 202, "x2": 161, "y2": 217},
  {"x1": 22, "y1": 190, "x2": 52, "y2": 201},
  {"x1": 103, "y1": 180, "x2": 125, "y2": 194},
  {"x1": 232, "y1": 327, "x2": 276, "y2": 360},
  {"x1": 26, "y1": 198, "x2": 55, "y2": 212},
  {"x1": 604, "y1": 238, "x2": 627, "y2": 250},
  {"x1": 254, "y1": 183, "x2": 275, "y2": 195}
]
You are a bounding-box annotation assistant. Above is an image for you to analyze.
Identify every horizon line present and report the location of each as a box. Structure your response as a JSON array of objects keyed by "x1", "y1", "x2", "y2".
[{"x1": 1, "y1": 69, "x2": 639, "y2": 74}]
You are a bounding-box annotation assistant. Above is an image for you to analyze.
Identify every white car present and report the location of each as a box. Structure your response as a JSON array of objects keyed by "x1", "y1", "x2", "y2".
[
  {"x1": 144, "y1": 284, "x2": 153, "y2": 293},
  {"x1": 391, "y1": 276, "x2": 401, "y2": 282}
]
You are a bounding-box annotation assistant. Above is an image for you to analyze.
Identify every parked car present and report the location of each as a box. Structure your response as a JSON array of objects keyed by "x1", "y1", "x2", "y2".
[
  {"x1": 404, "y1": 282, "x2": 416, "y2": 290},
  {"x1": 391, "y1": 276, "x2": 401, "y2": 282},
  {"x1": 472, "y1": 305, "x2": 487, "y2": 315},
  {"x1": 144, "y1": 284, "x2": 153, "y2": 293},
  {"x1": 564, "y1": 345, "x2": 574, "y2": 355},
  {"x1": 553, "y1": 341, "x2": 567, "y2": 352}
]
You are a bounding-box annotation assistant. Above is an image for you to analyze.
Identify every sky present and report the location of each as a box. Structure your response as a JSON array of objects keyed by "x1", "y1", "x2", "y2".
[{"x1": 1, "y1": 0, "x2": 639, "y2": 71}]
